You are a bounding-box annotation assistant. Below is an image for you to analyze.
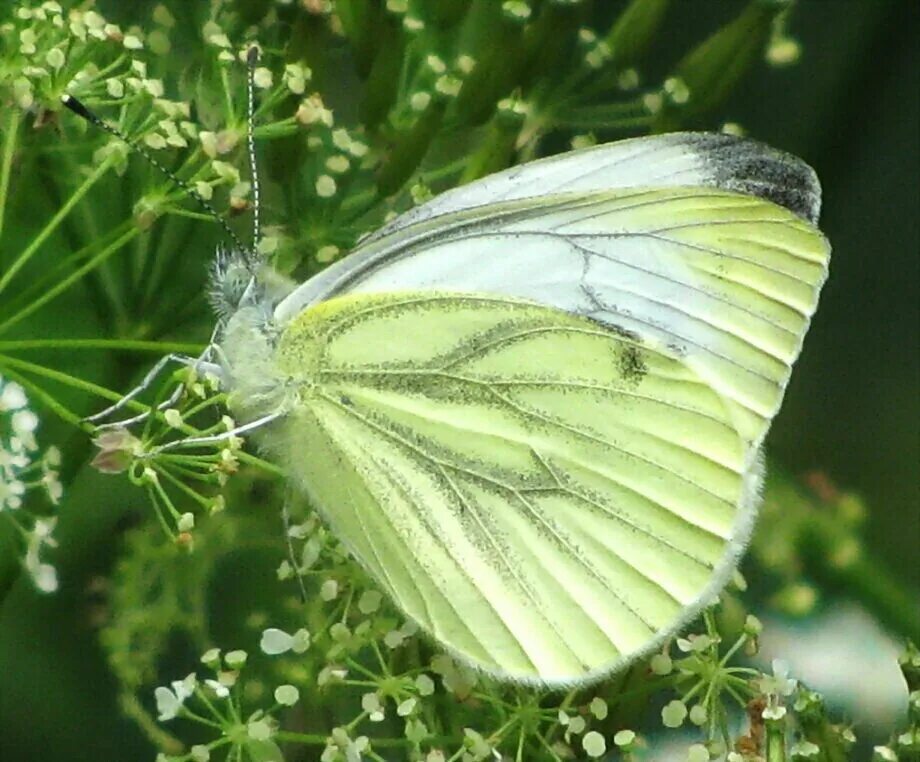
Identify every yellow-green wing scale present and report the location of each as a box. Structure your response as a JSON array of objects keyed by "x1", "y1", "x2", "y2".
[{"x1": 256, "y1": 292, "x2": 756, "y2": 683}]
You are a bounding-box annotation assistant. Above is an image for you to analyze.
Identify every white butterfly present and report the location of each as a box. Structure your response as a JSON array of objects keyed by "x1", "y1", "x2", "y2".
[{"x1": 211, "y1": 131, "x2": 829, "y2": 684}]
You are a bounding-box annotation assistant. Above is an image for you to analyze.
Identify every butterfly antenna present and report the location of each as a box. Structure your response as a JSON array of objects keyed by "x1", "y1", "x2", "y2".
[
  {"x1": 61, "y1": 93, "x2": 249, "y2": 255},
  {"x1": 246, "y1": 46, "x2": 262, "y2": 254}
]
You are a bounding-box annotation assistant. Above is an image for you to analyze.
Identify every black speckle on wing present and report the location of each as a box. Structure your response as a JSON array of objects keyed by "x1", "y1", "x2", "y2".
[{"x1": 618, "y1": 344, "x2": 648, "y2": 386}]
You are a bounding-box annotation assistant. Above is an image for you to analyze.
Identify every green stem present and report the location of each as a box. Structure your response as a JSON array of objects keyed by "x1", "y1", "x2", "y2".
[
  {"x1": 0, "y1": 365, "x2": 83, "y2": 426},
  {"x1": 0, "y1": 156, "x2": 115, "y2": 296},
  {"x1": 0, "y1": 108, "x2": 19, "y2": 247},
  {"x1": 0, "y1": 339, "x2": 203, "y2": 353},
  {"x1": 765, "y1": 718, "x2": 786, "y2": 762},
  {"x1": 0, "y1": 225, "x2": 139, "y2": 336},
  {"x1": 0, "y1": 354, "x2": 138, "y2": 414}
]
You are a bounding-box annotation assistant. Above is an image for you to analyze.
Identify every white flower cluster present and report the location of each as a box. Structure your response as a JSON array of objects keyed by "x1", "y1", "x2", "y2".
[{"x1": 0, "y1": 375, "x2": 61, "y2": 592}]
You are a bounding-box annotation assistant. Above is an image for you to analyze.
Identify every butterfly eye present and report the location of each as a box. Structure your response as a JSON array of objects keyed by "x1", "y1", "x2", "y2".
[{"x1": 210, "y1": 249, "x2": 255, "y2": 319}]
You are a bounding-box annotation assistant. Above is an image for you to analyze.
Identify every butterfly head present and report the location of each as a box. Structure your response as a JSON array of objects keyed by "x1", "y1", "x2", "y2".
[{"x1": 209, "y1": 244, "x2": 263, "y2": 323}]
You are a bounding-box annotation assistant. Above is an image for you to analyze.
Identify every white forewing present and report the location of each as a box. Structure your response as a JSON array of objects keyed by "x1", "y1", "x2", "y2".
[
  {"x1": 276, "y1": 132, "x2": 820, "y2": 322},
  {"x1": 364, "y1": 131, "x2": 822, "y2": 238},
  {"x1": 273, "y1": 133, "x2": 829, "y2": 448}
]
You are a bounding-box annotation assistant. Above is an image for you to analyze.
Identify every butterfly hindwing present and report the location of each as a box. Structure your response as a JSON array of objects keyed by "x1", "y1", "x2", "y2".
[{"x1": 261, "y1": 292, "x2": 757, "y2": 682}]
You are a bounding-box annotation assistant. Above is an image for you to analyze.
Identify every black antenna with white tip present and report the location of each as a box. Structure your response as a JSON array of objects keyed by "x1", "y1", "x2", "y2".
[
  {"x1": 60, "y1": 46, "x2": 265, "y2": 261},
  {"x1": 246, "y1": 45, "x2": 262, "y2": 254}
]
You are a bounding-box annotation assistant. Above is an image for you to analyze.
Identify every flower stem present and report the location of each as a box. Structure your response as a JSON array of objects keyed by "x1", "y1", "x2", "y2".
[
  {"x1": 0, "y1": 225, "x2": 139, "y2": 336},
  {"x1": 0, "y1": 155, "x2": 115, "y2": 296},
  {"x1": 0, "y1": 339, "x2": 203, "y2": 353},
  {"x1": 0, "y1": 108, "x2": 19, "y2": 248}
]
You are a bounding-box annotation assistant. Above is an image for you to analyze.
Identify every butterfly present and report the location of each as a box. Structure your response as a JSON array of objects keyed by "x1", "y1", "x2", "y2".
[{"x1": 210, "y1": 131, "x2": 830, "y2": 685}]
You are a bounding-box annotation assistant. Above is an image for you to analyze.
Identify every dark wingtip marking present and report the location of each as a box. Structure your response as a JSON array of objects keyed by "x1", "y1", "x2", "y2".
[{"x1": 684, "y1": 133, "x2": 823, "y2": 225}]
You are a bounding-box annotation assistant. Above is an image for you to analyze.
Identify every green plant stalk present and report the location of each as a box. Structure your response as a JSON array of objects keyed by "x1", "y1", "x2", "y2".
[
  {"x1": 0, "y1": 364, "x2": 83, "y2": 426},
  {"x1": 765, "y1": 719, "x2": 786, "y2": 762},
  {"x1": 0, "y1": 108, "x2": 19, "y2": 247},
  {"x1": 0, "y1": 339, "x2": 203, "y2": 353},
  {"x1": 0, "y1": 226, "x2": 140, "y2": 336},
  {"x1": 607, "y1": 0, "x2": 671, "y2": 68},
  {"x1": 0, "y1": 155, "x2": 115, "y2": 295},
  {"x1": 46, "y1": 147, "x2": 128, "y2": 331},
  {"x1": 548, "y1": 98, "x2": 651, "y2": 130},
  {"x1": 0, "y1": 353, "x2": 142, "y2": 417}
]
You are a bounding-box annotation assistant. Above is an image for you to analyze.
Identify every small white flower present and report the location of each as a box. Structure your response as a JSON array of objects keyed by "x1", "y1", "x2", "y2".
[
  {"x1": 29, "y1": 562, "x2": 58, "y2": 593},
  {"x1": 358, "y1": 590, "x2": 382, "y2": 614},
  {"x1": 589, "y1": 697, "x2": 608, "y2": 719},
  {"x1": 253, "y1": 67, "x2": 273, "y2": 89},
  {"x1": 410, "y1": 91, "x2": 431, "y2": 112},
  {"x1": 763, "y1": 704, "x2": 787, "y2": 721},
  {"x1": 582, "y1": 731, "x2": 606, "y2": 759},
  {"x1": 315, "y1": 175, "x2": 337, "y2": 198},
  {"x1": 247, "y1": 718, "x2": 273, "y2": 741},
  {"x1": 154, "y1": 686, "x2": 183, "y2": 721},
  {"x1": 689, "y1": 704, "x2": 708, "y2": 726},
  {"x1": 758, "y1": 659, "x2": 797, "y2": 697},
  {"x1": 325, "y1": 155, "x2": 350, "y2": 174},
  {"x1": 154, "y1": 673, "x2": 196, "y2": 722},
  {"x1": 662, "y1": 699, "x2": 688, "y2": 728},
  {"x1": 144, "y1": 79, "x2": 165, "y2": 98},
  {"x1": 144, "y1": 133, "x2": 168, "y2": 150},
  {"x1": 19, "y1": 29, "x2": 37, "y2": 55},
  {"x1": 361, "y1": 692, "x2": 385, "y2": 722},
  {"x1": 397, "y1": 697, "x2": 416, "y2": 717},
  {"x1": 791, "y1": 740, "x2": 821, "y2": 758},
  {"x1": 260, "y1": 627, "x2": 310, "y2": 655},
  {"x1": 650, "y1": 652, "x2": 673, "y2": 675},
  {"x1": 415, "y1": 673, "x2": 435, "y2": 696},
  {"x1": 205, "y1": 679, "x2": 229, "y2": 698},
  {"x1": 46, "y1": 48, "x2": 65, "y2": 71},
  {"x1": 320, "y1": 579, "x2": 339, "y2": 601},
  {"x1": 0, "y1": 478, "x2": 25, "y2": 511},
  {"x1": 564, "y1": 715, "x2": 586, "y2": 740},
  {"x1": 295, "y1": 94, "x2": 334, "y2": 127},
  {"x1": 274, "y1": 684, "x2": 299, "y2": 706},
  {"x1": 12, "y1": 409, "x2": 38, "y2": 438},
  {"x1": 193, "y1": 181, "x2": 213, "y2": 201},
  {"x1": 283, "y1": 63, "x2": 311, "y2": 94}
]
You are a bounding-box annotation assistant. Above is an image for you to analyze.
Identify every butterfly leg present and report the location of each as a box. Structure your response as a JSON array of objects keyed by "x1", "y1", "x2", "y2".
[
  {"x1": 148, "y1": 410, "x2": 282, "y2": 454},
  {"x1": 87, "y1": 351, "x2": 224, "y2": 430}
]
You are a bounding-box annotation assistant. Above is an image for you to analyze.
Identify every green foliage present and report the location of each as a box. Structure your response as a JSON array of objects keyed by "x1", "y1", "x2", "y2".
[{"x1": 0, "y1": 1, "x2": 914, "y2": 761}]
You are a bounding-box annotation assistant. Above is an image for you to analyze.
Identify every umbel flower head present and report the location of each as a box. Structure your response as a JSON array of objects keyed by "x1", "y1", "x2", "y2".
[{"x1": 0, "y1": 375, "x2": 61, "y2": 592}]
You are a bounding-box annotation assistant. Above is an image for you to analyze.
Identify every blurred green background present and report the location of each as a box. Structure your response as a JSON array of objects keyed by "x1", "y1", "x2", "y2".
[{"x1": 0, "y1": 1, "x2": 916, "y2": 760}]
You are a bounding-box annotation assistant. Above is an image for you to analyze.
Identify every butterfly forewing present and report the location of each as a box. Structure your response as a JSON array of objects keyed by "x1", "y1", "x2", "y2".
[{"x1": 278, "y1": 186, "x2": 829, "y2": 453}]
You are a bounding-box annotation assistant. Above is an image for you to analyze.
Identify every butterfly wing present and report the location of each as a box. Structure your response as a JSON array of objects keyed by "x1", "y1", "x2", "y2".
[
  {"x1": 279, "y1": 186, "x2": 829, "y2": 452},
  {"x1": 267, "y1": 292, "x2": 759, "y2": 682},
  {"x1": 276, "y1": 132, "x2": 822, "y2": 324},
  {"x1": 260, "y1": 133, "x2": 829, "y2": 682}
]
